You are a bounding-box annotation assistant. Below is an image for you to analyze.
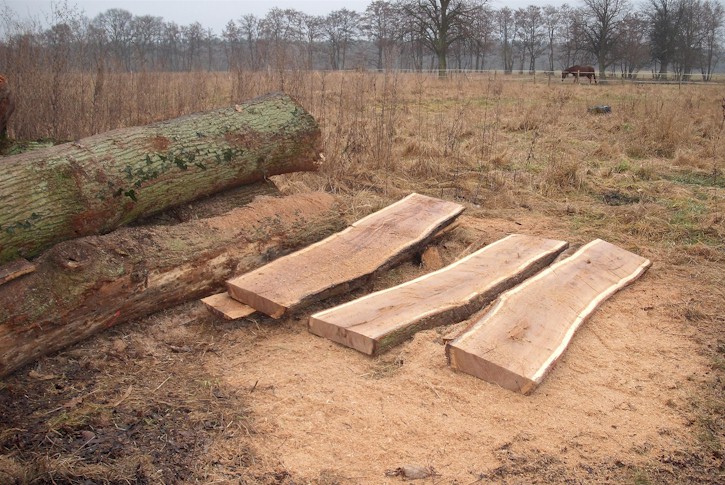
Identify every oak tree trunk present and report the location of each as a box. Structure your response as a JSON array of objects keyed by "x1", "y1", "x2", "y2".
[
  {"x1": 0, "y1": 92, "x2": 321, "y2": 263},
  {"x1": 0, "y1": 192, "x2": 343, "y2": 377}
]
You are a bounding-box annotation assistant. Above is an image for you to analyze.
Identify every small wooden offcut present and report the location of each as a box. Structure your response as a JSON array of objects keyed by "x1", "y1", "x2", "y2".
[
  {"x1": 309, "y1": 234, "x2": 568, "y2": 355},
  {"x1": 226, "y1": 193, "x2": 465, "y2": 318},
  {"x1": 201, "y1": 293, "x2": 255, "y2": 320},
  {"x1": 446, "y1": 238, "x2": 651, "y2": 394}
]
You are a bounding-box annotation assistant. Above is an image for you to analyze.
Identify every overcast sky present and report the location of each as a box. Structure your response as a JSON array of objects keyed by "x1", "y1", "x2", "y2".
[{"x1": 2, "y1": 0, "x2": 563, "y2": 34}]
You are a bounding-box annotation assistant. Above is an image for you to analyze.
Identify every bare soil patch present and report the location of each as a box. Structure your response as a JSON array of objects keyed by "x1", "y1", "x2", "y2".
[{"x1": 1, "y1": 206, "x2": 721, "y2": 484}]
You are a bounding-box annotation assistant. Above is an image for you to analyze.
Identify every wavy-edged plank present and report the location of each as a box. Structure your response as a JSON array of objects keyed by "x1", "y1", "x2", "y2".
[
  {"x1": 226, "y1": 193, "x2": 465, "y2": 318},
  {"x1": 446, "y1": 239, "x2": 652, "y2": 394},
  {"x1": 309, "y1": 234, "x2": 568, "y2": 355}
]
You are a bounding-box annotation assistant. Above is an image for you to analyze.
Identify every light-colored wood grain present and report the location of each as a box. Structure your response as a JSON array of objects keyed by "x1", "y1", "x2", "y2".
[
  {"x1": 201, "y1": 292, "x2": 255, "y2": 320},
  {"x1": 0, "y1": 259, "x2": 35, "y2": 286},
  {"x1": 446, "y1": 238, "x2": 652, "y2": 394},
  {"x1": 309, "y1": 234, "x2": 568, "y2": 355},
  {"x1": 226, "y1": 193, "x2": 465, "y2": 318}
]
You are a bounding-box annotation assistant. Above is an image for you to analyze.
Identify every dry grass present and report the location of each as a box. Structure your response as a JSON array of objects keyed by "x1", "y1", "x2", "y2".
[{"x1": 1, "y1": 70, "x2": 724, "y2": 483}]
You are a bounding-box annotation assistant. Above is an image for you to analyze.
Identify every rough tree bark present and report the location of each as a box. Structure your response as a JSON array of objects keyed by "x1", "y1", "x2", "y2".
[
  {"x1": 0, "y1": 192, "x2": 344, "y2": 377},
  {"x1": 0, "y1": 92, "x2": 321, "y2": 263}
]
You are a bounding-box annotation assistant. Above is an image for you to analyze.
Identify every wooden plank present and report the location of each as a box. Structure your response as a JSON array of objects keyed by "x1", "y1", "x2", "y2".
[
  {"x1": 446, "y1": 239, "x2": 652, "y2": 395},
  {"x1": 309, "y1": 234, "x2": 568, "y2": 355},
  {"x1": 226, "y1": 193, "x2": 465, "y2": 318},
  {"x1": 201, "y1": 293, "x2": 256, "y2": 320},
  {"x1": 0, "y1": 259, "x2": 36, "y2": 286}
]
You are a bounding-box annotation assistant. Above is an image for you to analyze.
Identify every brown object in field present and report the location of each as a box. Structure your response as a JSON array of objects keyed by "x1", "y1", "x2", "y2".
[
  {"x1": 226, "y1": 193, "x2": 465, "y2": 319},
  {"x1": 309, "y1": 234, "x2": 568, "y2": 356},
  {"x1": 0, "y1": 92, "x2": 321, "y2": 264},
  {"x1": 201, "y1": 292, "x2": 255, "y2": 320},
  {"x1": 0, "y1": 74, "x2": 14, "y2": 138},
  {"x1": 0, "y1": 192, "x2": 343, "y2": 377},
  {"x1": 446, "y1": 239, "x2": 652, "y2": 394},
  {"x1": 0, "y1": 259, "x2": 35, "y2": 286}
]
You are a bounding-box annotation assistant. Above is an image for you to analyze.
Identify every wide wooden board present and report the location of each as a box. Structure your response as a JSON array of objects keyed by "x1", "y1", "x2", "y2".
[
  {"x1": 446, "y1": 239, "x2": 652, "y2": 394},
  {"x1": 226, "y1": 193, "x2": 465, "y2": 318},
  {"x1": 309, "y1": 234, "x2": 568, "y2": 355},
  {"x1": 201, "y1": 293, "x2": 256, "y2": 320}
]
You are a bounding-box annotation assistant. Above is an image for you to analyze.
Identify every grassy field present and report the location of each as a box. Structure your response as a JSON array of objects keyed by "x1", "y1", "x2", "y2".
[{"x1": 0, "y1": 71, "x2": 723, "y2": 483}]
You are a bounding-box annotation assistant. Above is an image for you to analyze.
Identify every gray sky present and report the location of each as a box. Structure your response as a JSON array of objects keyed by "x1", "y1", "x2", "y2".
[{"x1": 3, "y1": 0, "x2": 566, "y2": 34}]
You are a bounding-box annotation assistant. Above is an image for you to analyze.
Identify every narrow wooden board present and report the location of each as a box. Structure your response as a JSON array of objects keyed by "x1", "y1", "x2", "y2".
[
  {"x1": 446, "y1": 239, "x2": 652, "y2": 394},
  {"x1": 226, "y1": 193, "x2": 465, "y2": 318},
  {"x1": 201, "y1": 293, "x2": 256, "y2": 320},
  {"x1": 0, "y1": 259, "x2": 36, "y2": 286},
  {"x1": 308, "y1": 234, "x2": 568, "y2": 355}
]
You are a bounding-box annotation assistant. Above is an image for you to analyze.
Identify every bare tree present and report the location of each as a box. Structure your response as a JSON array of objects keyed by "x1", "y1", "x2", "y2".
[
  {"x1": 517, "y1": 5, "x2": 546, "y2": 72},
  {"x1": 699, "y1": 0, "x2": 724, "y2": 80},
  {"x1": 469, "y1": 4, "x2": 495, "y2": 70},
  {"x1": 92, "y1": 8, "x2": 133, "y2": 70},
  {"x1": 222, "y1": 20, "x2": 240, "y2": 70},
  {"x1": 542, "y1": 5, "x2": 562, "y2": 73},
  {"x1": 581, "y1": 0, "x2": 630, "y2": 78},
  {"x1": 298, "y1": 14, "x2": 324, "y2": 70},
  {"x1": 400, "y1": 0, "x2": 483, "y2": 76},
  {"x1": 181, "y1": 21, "x2": 204, "y2": 71},
  {"x1": 160, "y1": 21, "x2": 181, "y2": 70},
  {"x1": 131, "y1": 15, "x2": 162, "y2": 70},
  {"x1": 363, "y1": 1, "x2": 400, "y2": 70},
  {"x1": 645, "y1": 0, "x2": 679, "y2": 78},
  {"x1": 259, "y1": 8, "x2": 302, "y2": 71},
  {"x1": 238, "y1": 14, "x2": 260, "y2": 70},
  {"x1": 615, "y1": 12, "x2": 650, "y2": 77},
  {"x1": 324, "y1": 8, "x2": 359, "y2": 70},
  {"x1": 558, "y1": 4, "x2": 591, "y2": 68},
  {"x1": 496, "y1": 7, "x2": 515, "y2": 73}
]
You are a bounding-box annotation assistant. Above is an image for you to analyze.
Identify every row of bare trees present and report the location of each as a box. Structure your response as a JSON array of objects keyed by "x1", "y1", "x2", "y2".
[{"x1": 1, "y1": 0, "x2": 723, "y2": 80}]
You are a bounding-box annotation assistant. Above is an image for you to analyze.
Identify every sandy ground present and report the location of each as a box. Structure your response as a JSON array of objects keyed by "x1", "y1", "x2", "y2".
[
  {"x1": 0, "y1": 211, "x2": 720, "y2": 484},
  {"x1": 193, "y1": 214, "x2": 714, "y2": 483}
]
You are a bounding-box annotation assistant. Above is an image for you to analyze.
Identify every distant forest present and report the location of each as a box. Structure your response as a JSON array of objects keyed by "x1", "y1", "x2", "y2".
[{"x1": 1, "y1": 0, "x2": 723, "y2": 80}]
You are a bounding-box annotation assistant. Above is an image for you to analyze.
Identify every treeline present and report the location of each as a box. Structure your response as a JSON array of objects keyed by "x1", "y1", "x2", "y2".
[{"x1": 0, "y1": 0, "x2": 723, "y2": 80}]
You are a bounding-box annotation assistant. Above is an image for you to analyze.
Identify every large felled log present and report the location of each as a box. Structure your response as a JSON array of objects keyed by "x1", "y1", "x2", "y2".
[
  {"x1": 446, "y1": 239, "x2": 651, "y2": 394},
  {"x1": 0, "y1": 92, "x2": 320, "y2": 263},
  {"x1": 0, "y1": 192, "x2": 343, "y2": 377},
  {"x1": 309, "y1": 234, "x2": 568, "y2": 355},
  {"x1": 226, "y1": 193, "x2": 465, "y2": 319}
]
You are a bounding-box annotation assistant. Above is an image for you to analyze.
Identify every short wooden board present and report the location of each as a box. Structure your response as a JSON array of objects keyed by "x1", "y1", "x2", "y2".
[
  {"x1": 226, "y1": 193, "x2": 465, "y2": 318},
  {"x1": 0, "y1": 259, "x2": 36, "y2": 286},
  {"x1": 201, "y1": 293, "x2": 255, "y2": 320},
  {"x1": 446, "y1": 239, "x2": 651, "y2": 394},
  {"x1": 309, "y1": 234, "x2": 568, "y2": 355}
]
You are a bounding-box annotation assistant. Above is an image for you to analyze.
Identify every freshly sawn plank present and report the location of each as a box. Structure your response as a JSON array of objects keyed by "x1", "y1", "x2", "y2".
[
  {"x1": 309, "y1": 234, "x2": 568, "y2": 355},
  {"x1": 201, "y1": 293, "x2": 256, "y2": 320},
  {"x1": 446, "y1": 239, "x2": 652, "y2": 394},
  {"x1": 226, "y1": 193, "x2": 465, "y2": 318}
]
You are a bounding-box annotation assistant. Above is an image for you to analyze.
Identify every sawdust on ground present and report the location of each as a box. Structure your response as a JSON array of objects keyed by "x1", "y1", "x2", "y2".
[{"x1": 0, "y1": 211, "x2": 719, "y2": 484}]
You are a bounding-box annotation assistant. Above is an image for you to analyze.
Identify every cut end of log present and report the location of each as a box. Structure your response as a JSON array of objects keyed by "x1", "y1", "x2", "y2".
[
  {"x1": 446, "y1": 342, "x2": 537, "y2": 394},
  {"x1": 201, "y1": 293, "x2": 256, "y2": 320},
  {"x1": 225, "y1": 282, "x2": 288, "y2": 319},
  {"x1": 308, "y1": 316, "x2": 376, "y2": 355}
]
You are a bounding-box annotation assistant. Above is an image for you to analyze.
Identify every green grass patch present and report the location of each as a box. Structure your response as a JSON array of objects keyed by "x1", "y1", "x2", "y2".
[{"x1": 664, "y1": 171, "x2": 725, "y2": 188}]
